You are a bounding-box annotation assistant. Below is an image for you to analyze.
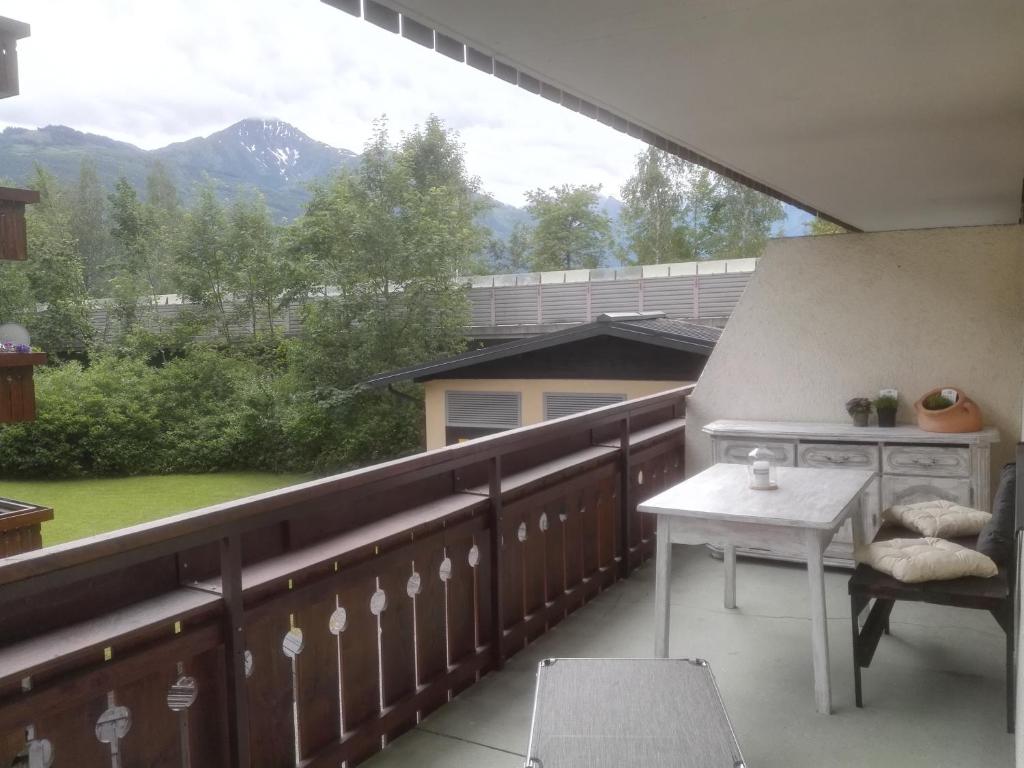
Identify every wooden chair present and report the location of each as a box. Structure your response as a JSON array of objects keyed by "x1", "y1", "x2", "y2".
[{"x1": 848, "y1": 447, "x2": 1022, "y2": 732}]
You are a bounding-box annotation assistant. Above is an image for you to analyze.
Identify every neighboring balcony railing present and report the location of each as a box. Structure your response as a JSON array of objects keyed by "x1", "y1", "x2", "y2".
[
  {"x1": 0, "y1": 497, "x2": 52, "y2": 556},
  {"x1": 0, "y1": 385, "x2": 692, "y2": 768}
]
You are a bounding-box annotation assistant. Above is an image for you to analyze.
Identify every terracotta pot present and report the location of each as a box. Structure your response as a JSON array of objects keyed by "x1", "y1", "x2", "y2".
[{"x1": 913, "y1": 387, "x2": 982, "y2": 433}]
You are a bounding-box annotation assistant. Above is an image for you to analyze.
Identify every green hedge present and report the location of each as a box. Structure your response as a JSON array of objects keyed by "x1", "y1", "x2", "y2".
[{"x1": 0, "y1": 350, "x2": 423, "y2": 478}]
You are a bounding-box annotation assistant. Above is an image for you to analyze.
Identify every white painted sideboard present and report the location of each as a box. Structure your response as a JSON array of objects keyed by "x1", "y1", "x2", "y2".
[{"x1": 703, "y1": 420, "x2": 1000, "y2": 567}]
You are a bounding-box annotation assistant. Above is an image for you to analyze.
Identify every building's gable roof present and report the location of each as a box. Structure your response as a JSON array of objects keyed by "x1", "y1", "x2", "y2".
[{"x1": 365, "y1": 312, "x2": 721, "y2": 387}]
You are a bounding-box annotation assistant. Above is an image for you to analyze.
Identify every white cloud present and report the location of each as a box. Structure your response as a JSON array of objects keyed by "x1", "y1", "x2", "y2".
[{"x1": 0, "y1": 0, "x2": 645, "y2": 205}]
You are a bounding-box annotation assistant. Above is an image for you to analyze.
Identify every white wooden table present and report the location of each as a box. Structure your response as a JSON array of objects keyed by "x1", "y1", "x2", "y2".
[{"x1": 639, "y1": 463, "x2": 875, "y2": 714}]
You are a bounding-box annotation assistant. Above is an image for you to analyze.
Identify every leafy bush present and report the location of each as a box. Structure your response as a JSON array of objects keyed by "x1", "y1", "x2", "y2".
[
  {"x1": 0, "y1": 356, "x2": 160, "y2": 477},
  {"x1": 0, "y1": 347, "x2": 424, "y2": 479}
]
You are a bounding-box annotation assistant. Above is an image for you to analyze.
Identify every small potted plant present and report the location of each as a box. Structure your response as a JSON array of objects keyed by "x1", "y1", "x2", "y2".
[
  {"x1": 873, "y1": 395, "x2": 898, "y2": 427},
  {"x1": 845, "y1": 397, "x2": 872, "y2": 427},
  {"x1": 923, "y1": 392, "x2": 953, "y2": 410}
]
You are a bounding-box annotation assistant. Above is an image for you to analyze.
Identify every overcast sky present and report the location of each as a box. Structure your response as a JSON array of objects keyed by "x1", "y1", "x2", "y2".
[{"x1": 0, "y1": 0, "x2": 649, "y2": 206}]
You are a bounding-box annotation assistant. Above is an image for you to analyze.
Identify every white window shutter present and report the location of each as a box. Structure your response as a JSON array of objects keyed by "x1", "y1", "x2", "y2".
[
  {"x1": 543, "y1": 393, "x2": 627, "y2": 420},
  {"x1": 445, "y1": 391, "x2": 521, "y2": 428}
]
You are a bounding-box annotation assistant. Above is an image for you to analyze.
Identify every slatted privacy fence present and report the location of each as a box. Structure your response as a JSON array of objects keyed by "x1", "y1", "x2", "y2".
[
  {"x1": 79, "y1": 266, "x2": 753, "y2": 346},
  {"x1": 468, "y1": 270, "x2": 753, "y2": 330},
  {"x1": 0, "y1": 385, "x2": 691, "y2": 768}
]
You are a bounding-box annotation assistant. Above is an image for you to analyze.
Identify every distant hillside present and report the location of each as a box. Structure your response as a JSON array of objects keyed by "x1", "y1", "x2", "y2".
[
  {"x1": 476, "y1": 196, "x2": 532, "y2": 243},
  {"x1": 0, "y1": 119, "x2": 358, "y2": 220}
]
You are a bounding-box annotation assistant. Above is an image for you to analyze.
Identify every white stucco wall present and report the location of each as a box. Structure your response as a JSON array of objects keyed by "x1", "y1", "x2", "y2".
[{"x1": 686, "y1": 225, "x2": 1024, "y2": 482}]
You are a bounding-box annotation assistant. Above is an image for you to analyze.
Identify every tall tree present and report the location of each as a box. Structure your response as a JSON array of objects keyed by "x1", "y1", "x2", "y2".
[
  {"x1": 288, "y1": 117, "x2": 485, "y2": 464},
  {"x1": 227, "y1": 194, "x2": 305, "y2": 334},
  {"x1": 524, "y1": 184, "x2": 612, "y2": 271},
  {"x1": 69, "y1": 160, "x2": 112, "y2": 295},
  {"x1": 0, "y1": 261, "x2": 33, "y2": 329},
  {"x1": 145, "y1": 161, "x2": 180, "y2": 217},
  {"x1": 806, "y1": 217, "x2": 846, "y2": 236},
  {"x1": 482, "y1": 222, "x2": 532, "y2": 274},
  {"x1": 678, "y1": 166, "x2": 784, "y2": 260},
  {"x1": 107, "y1": 176, "x2": 155, "y2": 336},
  {"x1": 400, "y1": 114, "x2": 480, "y2": 196},
  {"x1": 506, "y1": 222, "x2": 532, "y2": 273},
  {"x1": 23, "y1": 167, "x2": 93, "y2": 353},
  {"x1": 175, "y1": 183, "x2": 235, "y2": 343},
  {"x1": 620, "y1": 147, "x2": 688, "y2": 264},
  {"x1": 296, "y1": 117, "x2": 483, "y2": 379},
  {"x1": 144, "y1": 161, "x2": 182, "y2": 293}
]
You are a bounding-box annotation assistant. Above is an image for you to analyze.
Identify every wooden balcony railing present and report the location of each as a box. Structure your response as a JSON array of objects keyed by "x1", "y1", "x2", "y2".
[
  {"x1": 0, "y1": 497, "x2": 52, "y2": 556},
  {"x1": 0, "y1": 384, "x2": 692, "y2": 767}
]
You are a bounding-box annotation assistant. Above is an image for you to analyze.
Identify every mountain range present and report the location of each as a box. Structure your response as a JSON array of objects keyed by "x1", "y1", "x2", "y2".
[
  {"x1": 0, "y1": 118, "x2": 541, "y2": 240},
  {"x1": 0, "y1": 118, "x2": 806, "y2": 259}
]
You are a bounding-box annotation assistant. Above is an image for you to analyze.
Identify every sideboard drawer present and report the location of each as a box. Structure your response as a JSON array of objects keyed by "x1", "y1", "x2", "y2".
[
  {"x1": 882, "y1": 445, "x2": 970, "y2": 477},
  {"x1": 716, "y1": 439, "x2": 795, "y2": 466},
  {"x1": 798, "y1": 443, "x2": 879, "y2": 471},
  {"x1": 882, "y1": 475, "x2": 972, "y2": 510}
]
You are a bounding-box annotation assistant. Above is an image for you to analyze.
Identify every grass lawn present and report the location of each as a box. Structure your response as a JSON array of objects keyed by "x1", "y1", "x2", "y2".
[{"x1": 0, "y1": 472, "x2": 311, "y2": 546}]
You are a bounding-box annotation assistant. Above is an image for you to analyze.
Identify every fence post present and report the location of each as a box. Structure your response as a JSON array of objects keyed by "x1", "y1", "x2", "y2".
[
  {"x1": 618, "y1": 416, "x2": 632, "y2": 578},
  {"x1": 488, "y1": 456, "x2": 505, "y2": 669},
  {"x1": 220, "y1": 534, "x2": 252, "y2": 768}
]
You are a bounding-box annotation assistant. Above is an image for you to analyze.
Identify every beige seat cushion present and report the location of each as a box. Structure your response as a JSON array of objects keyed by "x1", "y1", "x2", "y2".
[
  {"x1": 855, "y1": 537, "x2": 997, "y2": 583},
  {"x1": 883, "y1": 500, "x2": 991, "y2": 538}
]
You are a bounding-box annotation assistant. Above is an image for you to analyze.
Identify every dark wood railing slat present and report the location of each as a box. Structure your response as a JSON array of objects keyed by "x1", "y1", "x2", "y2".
[
  {"x1": 220, "y1": 534, "x2": 252, "y2": 768},
  {"x1": 487, "y1": 455, "x2": 505, "y2": 670},
  {"x1": 618, "y1": 415, "x2": 632, "y2": 578}
]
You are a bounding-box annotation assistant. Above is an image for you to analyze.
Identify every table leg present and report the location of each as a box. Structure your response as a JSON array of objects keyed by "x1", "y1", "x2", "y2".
[
  {"x1": 723, "y1": 544, "x2": 737, "y2": 609},
  {"x1": 805, "y1": 529, "x2": 831, "y2": 714},
  {"x1": 653, "y1": 514, "x2": 672, "y2": 658}
]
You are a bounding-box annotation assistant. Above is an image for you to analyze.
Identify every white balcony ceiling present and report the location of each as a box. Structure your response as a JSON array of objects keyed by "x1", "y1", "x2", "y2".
[{"x1": 370, "y1": 0, "x2": 1024, "y2": 232}]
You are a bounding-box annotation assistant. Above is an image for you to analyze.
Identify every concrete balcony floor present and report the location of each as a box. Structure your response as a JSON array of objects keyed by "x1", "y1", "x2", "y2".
[{"x1": 365, "y1": 544, "x2": 1013, "y2": 768}]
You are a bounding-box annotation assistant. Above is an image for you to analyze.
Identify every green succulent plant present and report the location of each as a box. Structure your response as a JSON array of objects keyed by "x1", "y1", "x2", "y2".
[
  {"x1": 923, "y1": 393, "x2": 954, "y2": 410},
  {"x1": 873, "y1": 395, "x2": 898, "y2": 411},
  {"x1": 845, "y1": 397, "x2": 872, "y2": 416}
]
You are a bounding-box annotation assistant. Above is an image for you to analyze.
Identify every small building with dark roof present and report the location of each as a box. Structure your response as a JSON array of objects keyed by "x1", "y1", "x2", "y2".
[{"x1": 367, "y1": 312, "x2": 720, "y2": 449}]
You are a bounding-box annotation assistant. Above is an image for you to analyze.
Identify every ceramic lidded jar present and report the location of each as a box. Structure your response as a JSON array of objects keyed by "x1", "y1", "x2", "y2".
[{"x1": 747, "y1": 446, "x2": 778, "y2": 490}]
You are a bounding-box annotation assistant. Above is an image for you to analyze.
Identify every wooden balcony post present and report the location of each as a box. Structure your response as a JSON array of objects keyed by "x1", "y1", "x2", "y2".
[
  {"x1": 0, "y1": 352, "x2": 46, "y2": 423},
  {"x1": 220, "y1": 533, "x2": 252, "y2": 768},
  {"x1": 673, "y1": 392, "x2": 686, "y2": 420},
  {"x1": 487, "y1": 455, "x2": 505, "y2": 669},
  {"x1": 618, "y1": 415, "x2": 632, "y2": 577},
  {"x1": 0, "y1": 187, "x2": 39, "y2": 261}
]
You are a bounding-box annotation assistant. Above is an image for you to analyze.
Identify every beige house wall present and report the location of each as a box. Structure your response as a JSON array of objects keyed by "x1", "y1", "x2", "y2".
[
  {"x1": 685, "y1": 224, "x2": 1024, "y2": 488},
  {"x1": 424, "y1": 378, "x2": 686, "y2": 450}
]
